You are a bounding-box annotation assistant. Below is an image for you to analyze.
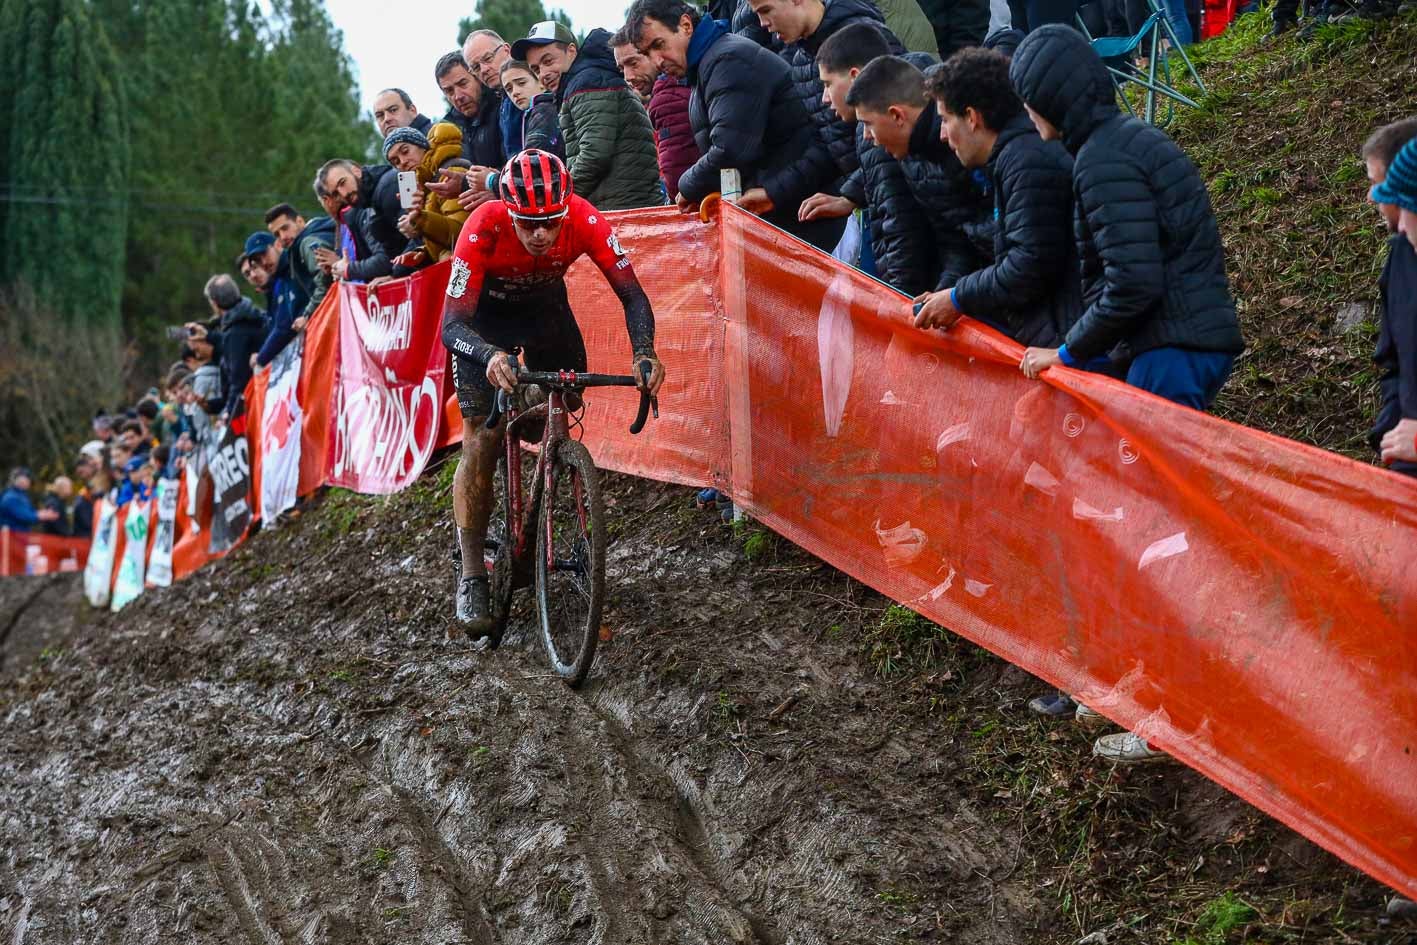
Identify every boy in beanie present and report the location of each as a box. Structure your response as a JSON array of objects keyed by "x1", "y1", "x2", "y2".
[
  {"x1": 1008, "y1": 25, "x2": 1244, "y2": 765},
  {"x1": 1366, "y1": 130, "x2": 1417, "y2": 474}
]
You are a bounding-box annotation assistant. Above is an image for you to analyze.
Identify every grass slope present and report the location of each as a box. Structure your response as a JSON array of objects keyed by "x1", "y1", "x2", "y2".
[{"x1": 1170, "y1": 10, "x2": 1417, "y2": 458}]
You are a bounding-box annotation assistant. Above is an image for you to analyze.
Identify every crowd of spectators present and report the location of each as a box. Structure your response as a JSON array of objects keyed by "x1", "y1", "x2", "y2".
[{"x1": 3, "y1": 0, "x2": 1415, "y2": 814}]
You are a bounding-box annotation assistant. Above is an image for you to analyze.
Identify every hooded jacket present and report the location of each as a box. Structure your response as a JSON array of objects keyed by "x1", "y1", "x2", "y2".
[
  {"x1": 413, "y1": 122, "x2": 474, "y2": 261},
  {"x1": 950, "y1": 112, "x2": 1080, "y2": 347},
  {"x1": 557, "y1": 28, "x2": 663, "y2": 209},
  {"x1": 900, "y1": 106, "x2": 992, "y2": 290},
  {"x1": 679, "y1": 17, "x2": 819, "y2": 212},
  {"x1": 212, "y1": 297, "x2": 268, "y2": 410},
  {"x1": 288, "y1": 217, "x2": 335, "y2": 318},
  {"x1": 522, "y1": 92, "x2": 565, "y2": 159},
  {"x1": 346, "y1": 164, "x2": 404, "y2": 283},
  {"x1": 444, "y1": 85, "x2": 507, "y2": 169},
  {"x1": 776, "y1": 0, "x2": 904, "y2": 205},
  {"x1": 649, "y1": 74, "x2": 700, "y2": 202},
  {"x1": 1010, "y1": 25, "x2": 1243, "y2": 362}
]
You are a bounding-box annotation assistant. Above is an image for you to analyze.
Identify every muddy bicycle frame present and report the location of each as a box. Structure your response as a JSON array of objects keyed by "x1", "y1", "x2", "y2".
[
  {"x1": 482, "y1": 363, "x2": 655, "y2": 576},
  {"x1": 477, "y1": 358, "x2": 657, "y2": 684}
]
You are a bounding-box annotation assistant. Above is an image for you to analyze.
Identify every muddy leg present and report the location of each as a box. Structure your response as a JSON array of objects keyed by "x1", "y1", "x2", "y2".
[{"x1": 454, "y1": 418, "x2": 503, "y2": 578}]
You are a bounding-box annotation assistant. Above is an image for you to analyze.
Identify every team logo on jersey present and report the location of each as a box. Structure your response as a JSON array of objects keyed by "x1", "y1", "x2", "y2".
[
  {"x1": 588, "y1": 215, "x2": 598, "y2": 224},
  {"x1": 447, "y1": 259, "x2": 471, "y2": 298},
  {"x1": 606, "y1": 233, "x2": 626, "y2": 257},
  {"x1": 468, "y1": 233, "x2": 479, "y2": 243}
]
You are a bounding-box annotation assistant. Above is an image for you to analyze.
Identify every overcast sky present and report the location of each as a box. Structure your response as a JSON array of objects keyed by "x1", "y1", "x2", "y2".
[{"x1": 323, "y1": 1, "x2": 630, "y2": 123}]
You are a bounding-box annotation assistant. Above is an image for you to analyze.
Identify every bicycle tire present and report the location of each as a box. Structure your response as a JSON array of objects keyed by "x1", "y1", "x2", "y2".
[
  {"x1": 485, "y1": 452, "x2": 516, "y2": 649},
  {"x1": 534, "y1": 439, "x2": 606, "y2": 687}
]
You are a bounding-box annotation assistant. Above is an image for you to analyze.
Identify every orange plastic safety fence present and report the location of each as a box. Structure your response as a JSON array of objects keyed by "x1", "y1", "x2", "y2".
[
  {"x1": 712, "y1": 203, "x2": 1417, "y2": 901},
  {"x1": 44, "y1": 204, "x2": 1417, "y2": 899}
]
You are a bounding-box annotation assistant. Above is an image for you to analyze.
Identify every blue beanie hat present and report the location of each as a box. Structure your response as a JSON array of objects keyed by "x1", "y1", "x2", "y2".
[
  {"x1": 1371, "y1": 137, "x2": 1417, "y2": 214},
  {"x1": 383, "y1": 125, "x2": 430, "y2": 159}
]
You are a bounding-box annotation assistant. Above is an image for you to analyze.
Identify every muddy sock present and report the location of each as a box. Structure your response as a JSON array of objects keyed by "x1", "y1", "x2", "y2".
[{"x1": 457, "y1": 526, "x2": 485, "y2": 579}]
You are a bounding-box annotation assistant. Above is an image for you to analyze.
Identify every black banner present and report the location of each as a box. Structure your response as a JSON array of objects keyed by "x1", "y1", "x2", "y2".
[{"x1": 207, "y1": 419, "x2": 252, "y2": 554}]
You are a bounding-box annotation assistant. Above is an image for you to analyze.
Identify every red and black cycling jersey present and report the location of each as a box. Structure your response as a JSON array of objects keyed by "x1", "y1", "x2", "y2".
[{"x1": 440, "y1": 194, "x2": 655, "y2": 367}]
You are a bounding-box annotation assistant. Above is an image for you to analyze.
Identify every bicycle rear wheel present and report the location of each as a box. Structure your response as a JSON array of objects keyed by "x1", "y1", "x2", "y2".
[{"x1": 534, "y1": 439, "x2": 606, "y2": 687}]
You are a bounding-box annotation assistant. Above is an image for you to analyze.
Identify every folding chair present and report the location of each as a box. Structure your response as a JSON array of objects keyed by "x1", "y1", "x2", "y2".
[{"x1": 1076, "y1": 0, "x2": 1207, "y2": 127}]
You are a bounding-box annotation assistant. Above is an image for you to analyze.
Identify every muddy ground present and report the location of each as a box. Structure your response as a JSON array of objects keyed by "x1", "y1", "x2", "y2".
[{"x1": 0, "y1": 461, "x2": 1410, "y2": 945}]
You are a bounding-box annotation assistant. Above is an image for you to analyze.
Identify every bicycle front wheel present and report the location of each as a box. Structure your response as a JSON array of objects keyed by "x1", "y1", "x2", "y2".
[{"x1": 534, "y1": 439, "x2": 606, "y2": 687}]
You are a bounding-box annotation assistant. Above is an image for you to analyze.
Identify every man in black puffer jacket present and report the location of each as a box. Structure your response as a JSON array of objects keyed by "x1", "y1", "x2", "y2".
[
  {"x1": 913, "y1": 47, "x2": 1078, "y2": 348},
  {"x1": 811, "y1": 23, "x2": 936, "y2": 295},
  {"x1": 753, "y1": 0, "x2": 904, "y2": 234},
  {"x1": 1010, "y1": 26, "x2": 1243, "y2": 401},
  {"x1": 317, "y1": 159, "x2": 404, "y2": 283},
  {"x1": 1010, "y1": 26, "x2": 1243, "y2": 768},
  {"x1": 626, "y1": 0, "x2": 843, "y2": 248},
  {"x1": 848, "y1": 55, "x2": 991, "y2": 290}
]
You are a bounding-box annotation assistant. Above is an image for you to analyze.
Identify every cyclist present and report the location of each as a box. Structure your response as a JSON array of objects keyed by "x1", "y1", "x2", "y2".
[{"x1": 441, "y1": 149, "x2": 666, "y2": 632}]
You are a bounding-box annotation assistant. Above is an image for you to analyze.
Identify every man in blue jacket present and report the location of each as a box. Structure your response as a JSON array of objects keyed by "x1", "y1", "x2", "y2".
[{"x1": 1, "y1": 468, "x2": 60, "y2": 533}]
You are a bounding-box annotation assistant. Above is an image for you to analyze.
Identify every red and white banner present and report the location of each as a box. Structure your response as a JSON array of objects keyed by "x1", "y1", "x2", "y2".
[
  {"x1": 327, "y1": 274, "x2": 450, "y2": 494},
  {"x1": 258, "y1": 340, "x2": 304, "y2": 519}
]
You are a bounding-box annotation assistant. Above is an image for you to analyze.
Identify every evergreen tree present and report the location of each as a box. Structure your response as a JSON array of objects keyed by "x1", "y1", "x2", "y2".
[
  {"x1": 0, "y1": 0, "x2": 130, "y2": 326},
  {"x1": 458, "y1": 0, "x2": 574, "y2": 45},
  {"x1": 90, "y1": 0, "x2": 377, "y2": 381}
]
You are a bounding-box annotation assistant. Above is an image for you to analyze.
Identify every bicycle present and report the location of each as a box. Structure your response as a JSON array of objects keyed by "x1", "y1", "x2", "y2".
[{"x1": 479, "y1": 354, "x2": 657, "y2": 688}]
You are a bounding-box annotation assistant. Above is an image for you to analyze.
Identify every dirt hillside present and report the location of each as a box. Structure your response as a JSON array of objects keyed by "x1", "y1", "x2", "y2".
[
  {"x1": 0, "y1": 459, "x2": 1407, "y2": 944},
  {"x1": 5, "y1": 14, "x2": 1417, "y2": 945}
]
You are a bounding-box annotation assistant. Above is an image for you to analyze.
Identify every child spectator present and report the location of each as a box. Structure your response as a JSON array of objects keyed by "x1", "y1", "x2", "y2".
[
  {"x1": 116, "y1": 455, "x2": 153, "y2": 508},
  {"x1": 500, "y1": 60, "x2": 565, "y2": 158},
  {"x1": 1365, "y1": 126, "x2": 1417, "y2": 478}
]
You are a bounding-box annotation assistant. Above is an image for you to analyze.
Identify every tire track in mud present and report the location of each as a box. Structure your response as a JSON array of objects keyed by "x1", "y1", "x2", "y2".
[{"x1": 492, "y1": 665, "x2": 775, "y2": 944}]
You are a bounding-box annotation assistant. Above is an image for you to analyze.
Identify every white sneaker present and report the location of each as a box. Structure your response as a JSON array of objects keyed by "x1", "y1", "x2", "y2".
[
  {"x1": 1073, "y1": 703, "x2": 1107, "y2": 727},
  {"x1": 1093, "y1": 731, "x2": 1168, "y2": 764}
]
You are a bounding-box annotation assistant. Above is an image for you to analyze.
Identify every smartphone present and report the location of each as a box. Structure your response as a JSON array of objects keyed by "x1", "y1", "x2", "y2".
[
  {"x1": 166, "y1": 325, "x2": 187, "y2": 341},
  {"x1": 397, "y1": 171, "x2": 418, "y2": 210}
]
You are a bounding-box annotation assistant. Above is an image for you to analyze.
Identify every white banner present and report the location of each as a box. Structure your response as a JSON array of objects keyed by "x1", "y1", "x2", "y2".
[
  {"x1": 145, "y1": 480, "x2": 178, "y2": 588},
  {"x1": 83, "y1": 499, "x2": 117, "y2": 608},
  {"x1": 111, "y1": 497, "x2": 150, "y2": 612},
  {"x1": 260, "y1": 340, "x2": 304, "y2": 521}
]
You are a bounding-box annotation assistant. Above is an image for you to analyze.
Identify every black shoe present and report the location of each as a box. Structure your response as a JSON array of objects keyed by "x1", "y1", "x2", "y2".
[
  {"x1": 1263, "y1": 16, "x2": 1297, "y2": 38},
  {"x1": 455, "y1": 574, "x2": 493, "y2": 637},
  {"x1": 1355, "y1": 0, "x2": 1393, "y2": 17},
  {"x1": 1297, "y1": 12, "x2": 1328, "y2": 37}
]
